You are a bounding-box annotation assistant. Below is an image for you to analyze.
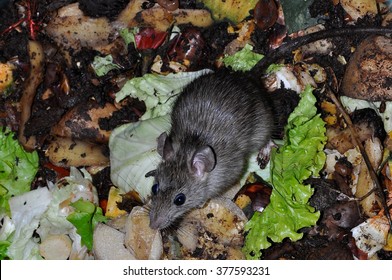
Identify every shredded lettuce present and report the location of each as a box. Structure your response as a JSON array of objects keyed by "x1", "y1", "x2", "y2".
[
  {"x1": 243, "y1": 85, "x2": 327, "y2": 259},
  {"x1": 0, "y1": 128, "x2": 39, "y2": 217},
  {"x1": 0, "y1": 167, "x2": 102, "y2": 259},
  {"x1": 115, "y1": 69, "x2": 212, "y2": 120},
  {"x1": 7, "y1": 187, "x2": 52, "y2": 260},
  {"x1": 91, "y1": 55, "x2": 121, "y2": 77},
  {"x1": 222, "y1": 44, "x2": 264, "y2": 72}
]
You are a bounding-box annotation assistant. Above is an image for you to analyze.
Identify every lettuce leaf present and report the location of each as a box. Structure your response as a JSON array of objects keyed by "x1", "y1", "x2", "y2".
[
  {"x1": 0, "y1": 128, "x2": 39, "y2": 217},
  {"x1": 67, "y1": 199, "x2": 107, "y2": 251},
  {"x1": 243, "y1": 85, "x2": 327, "y2": 259},
  {"x1": 115, "y1": 69, "x2": 212, "y2": 120},
  {"x1": 7, "y1": 187, "x2": 52, "y2": 260},
  {"x1": 119, "y1": 27, "x2": 138, "y2": 48},
  {"x1": 222, "y1": 44, "x2": 264, "y2": 72},
  {"x1": 91, "y1": 55, "x2": 121, "y2": 77},
  {"x1": 109, "y1": 115, "x2": 171, "y2": 200}
]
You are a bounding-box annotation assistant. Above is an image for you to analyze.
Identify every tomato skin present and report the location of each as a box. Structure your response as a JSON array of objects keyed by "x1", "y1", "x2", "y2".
[
  {"x1": 44, "y1": 162, "x2": 70, "y2": 179},
  {"x1": 135, "y1": 28, "x2": 168, "y2": 50},
  {"x1": 99, "y1": 199, "x2": 108, "y2": 214}
]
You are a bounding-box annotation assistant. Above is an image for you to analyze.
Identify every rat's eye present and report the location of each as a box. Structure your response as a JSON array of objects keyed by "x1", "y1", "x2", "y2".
[
  {"x1": 174, "y1": 193, "x2": 186, "y2": 206},
  {"x1": 151, "y1": 183, "x2": 159, "y2": 195}
]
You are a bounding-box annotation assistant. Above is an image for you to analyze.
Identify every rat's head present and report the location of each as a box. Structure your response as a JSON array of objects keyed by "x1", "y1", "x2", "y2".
[{"x1": 148, "y1": 132, "x2": 216, "y2": 230}]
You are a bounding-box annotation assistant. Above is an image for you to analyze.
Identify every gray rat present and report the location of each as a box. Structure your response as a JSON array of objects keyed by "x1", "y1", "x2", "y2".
[
  {"x1": 148, "y1": 71, "x2": 275, "y2": 230},
  {"x1": 148, "y1": 26, "x2": 392, "y2": 230}
]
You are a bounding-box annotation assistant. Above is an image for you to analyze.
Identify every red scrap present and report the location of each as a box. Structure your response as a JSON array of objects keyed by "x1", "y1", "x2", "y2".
[{"x1": 134, "y1": 27, "x2": 168, "y2": 50}]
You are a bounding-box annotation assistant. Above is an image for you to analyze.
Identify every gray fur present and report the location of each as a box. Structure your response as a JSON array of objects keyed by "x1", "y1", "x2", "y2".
[{"x1": 149, "y1": 71, "x2": 274, "y2": 229}]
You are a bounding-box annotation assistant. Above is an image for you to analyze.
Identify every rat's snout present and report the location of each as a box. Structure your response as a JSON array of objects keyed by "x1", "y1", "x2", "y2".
[{"x1": 149, "y1": 210, "x2": 166, "y2": 230}]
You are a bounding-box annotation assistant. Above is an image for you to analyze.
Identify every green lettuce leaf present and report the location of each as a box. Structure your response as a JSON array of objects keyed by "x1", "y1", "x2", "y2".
[
  {"x1": 222, "y1": 44, "x2": 264, "y2": 72},
  {"x1": 67, "y1": 199, "x2": 107, "y2": 251},
  {"x1": 119, "y1": 27, "x2": 138, "y2": 48},
  {"x1": 243, "y1": 85, "x2": 327, "y2": 259},
  {"x1": 0, "y1": 128, "x2": 39, "y2": 217},
  {"x1": 91, "y1": 55, "x2": 121, "y2": 77},
  {"x1": 115, "y1": 69, "x2": 212, "y2": 120}
]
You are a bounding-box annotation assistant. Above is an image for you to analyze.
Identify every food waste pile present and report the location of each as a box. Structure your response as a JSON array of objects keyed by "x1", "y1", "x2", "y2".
[{"x1": 1, "y1": 0, "x2": 392, "y2": 260}]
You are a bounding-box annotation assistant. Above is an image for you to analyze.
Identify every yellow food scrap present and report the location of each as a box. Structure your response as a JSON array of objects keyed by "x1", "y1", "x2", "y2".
[
  {"x1": 105, "y1": 186, "x2": 127, "y2": 218},
  {"x1": 197, "y1": 0, "x2": 258, "y2": 24},
  {"x1": 323, "y1": 115, "x2": 337, "y2": 126},
  {"x1": 0, "y1": 63, "x2": 13, "y2": 93},
  {"x1": 321, "y1": 100, "x2": 338, "y2": 125},
  {"x1": 237, "y1": 20, "x2": 255, "y2": 42},
  {"x1": 321, "y1": 100, "x2": 337, "y2": 115},
  {"x1": 227, "y1": 25, "x2": 235, "y2": 34},
  {"x1": 383, "y1": 233, "x2": 392, "y2": 251},
  {"x1": 234, "y1": 193, "x2": 251, "y2": 209}
]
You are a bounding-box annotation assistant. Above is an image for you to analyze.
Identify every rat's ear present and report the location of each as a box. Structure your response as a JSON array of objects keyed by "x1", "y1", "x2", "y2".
[
  {"x1": 157, "y1": 132, "x2": 174, "y2": 160},
  {"x1": 191, "y1": 146, "x2": 216, "y2": 178}
]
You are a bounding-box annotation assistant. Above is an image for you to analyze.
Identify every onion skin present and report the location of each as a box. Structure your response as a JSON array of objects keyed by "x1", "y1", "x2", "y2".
[{"x1": 254, "y1": 0, "x2": 278, "y2": 30}]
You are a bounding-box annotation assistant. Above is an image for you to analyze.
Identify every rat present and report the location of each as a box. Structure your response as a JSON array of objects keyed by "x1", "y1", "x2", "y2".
[
  {"x1": 148, "y1": 71, "x2": 275, "y2": 230},
  {"x1": 148, "y1": 26, "x2": 392, "y2": 230}
]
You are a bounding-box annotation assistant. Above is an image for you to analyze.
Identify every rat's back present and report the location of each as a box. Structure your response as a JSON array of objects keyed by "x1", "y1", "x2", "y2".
[{"x1": 169, "y1": 71, "x2": 274, "y2": 157}]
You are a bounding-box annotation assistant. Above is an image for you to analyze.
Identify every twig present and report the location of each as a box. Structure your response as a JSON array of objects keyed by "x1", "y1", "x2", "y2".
[{"x1": 253, "y1": 26, "x2": 392, "y2": 74}]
